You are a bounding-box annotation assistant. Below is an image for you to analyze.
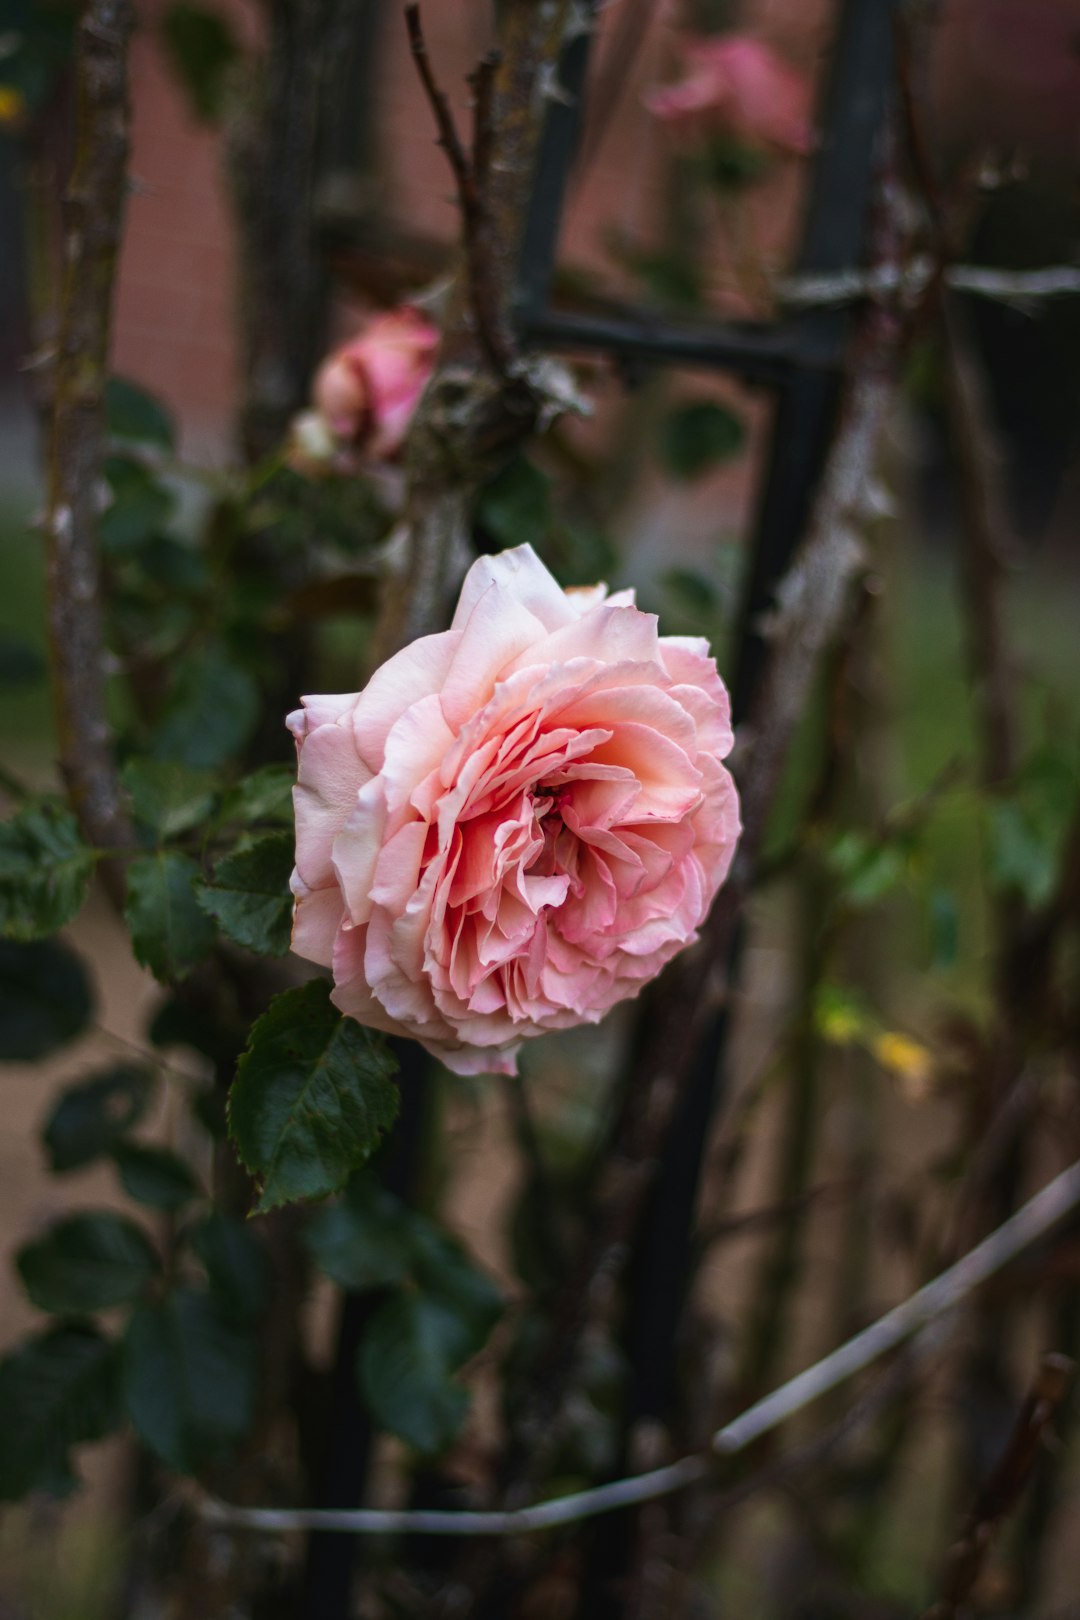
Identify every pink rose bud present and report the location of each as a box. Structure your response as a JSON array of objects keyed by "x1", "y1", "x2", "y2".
[
  {"x1": 645, "y1": 34, "x2": 814, "y2": 157},
  {"x1": 288, "y1": 545, "x2": 741, "y2": 1076},
  {"x1": 311, "y1": 306, "x2": 440, "y2": 461}
]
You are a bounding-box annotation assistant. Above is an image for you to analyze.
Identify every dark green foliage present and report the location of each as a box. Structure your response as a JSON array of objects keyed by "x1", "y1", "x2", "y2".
[
  {"x1": 221, "y1": 764, "x2": 295, "y2": 828},
  {"x1": 111, "y1": 1142, "x2": 201, "y2": 1210},
  {"x1": 0, "y1": 633, "x2": 45, "y2": 686},
  {"x1": 161, "y1": 3, "x2": 241, "y2": 124},
  {"x1": 195, "y1": 831, "x2": 294, "y2": 955},
  {"x1": 0, "y1": 799, "x2": 95, "y2": 939},
  {"x1": 42, "y1": 1064, "x2": 153, "y2": 1173},
  {"x1": 125, "y1": 852, "x2": 217, "y2": 982},
  {"x1": 99, "y1": 457, "x2": 176, "y2": 554},
  {"x1": 105, "y1": 377, "x2": 176, "y2": 451},
  {"x1": 359, "y1": 1296, "x2": 471, "y2": 1454},
  {"x1": 123, "y1": 1287, "x2": 258, "y2": 1472},
  {"x1": 476, "y1": 457, "x2": 554, "y2": 553},
  {"x1": 17, "y1": 1212, "x2": 160, "y2": 1313},
  {"x1": 122, "y1": 758, "x2": 218, "y2": 841},
  {"x1": 0, "y1": 1324, "x2": 123, "y2": 1501},
  {"x1": 190, "y1": 1213, "x2": 272, "y2": 1325},
  {"x1": 305, "y1": 1174, "x2": 417, "y2": 1290},
  {"x1": 0, "y1": 938, "x2": 94, "y2": 1061},
  {"x1": 229, "y1": 979, "x2": 399, "y2": 1211},
  {"x1": 153, "y1": 644, "x2": 260, "y2": 771},
  {"x1": 660, "y1": 400, "x2": 746, "y2": 480}
]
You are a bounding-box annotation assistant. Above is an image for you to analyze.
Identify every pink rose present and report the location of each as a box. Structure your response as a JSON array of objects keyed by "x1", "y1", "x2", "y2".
[
  {"x1": 311, "y1": 306, "x2": 439, "y2": 461},
  {"x1": 645, "y1": 34, "x2": 814, "y2": 157},
  {"x1": 288, "y1": 546, "x2": 740, "y2": 1076}
]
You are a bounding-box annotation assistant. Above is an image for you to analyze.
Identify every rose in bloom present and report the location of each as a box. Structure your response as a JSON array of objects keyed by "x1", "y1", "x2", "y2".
[
  {"x1": 289, "y1": 545, "x2": 740, "y2": 1075},
  {"x1": 309, "y1": 305, "x2": 439, "y2": 462},
  {"x1": 645, "y1": 34, "x2": 813, "y2": 157}
]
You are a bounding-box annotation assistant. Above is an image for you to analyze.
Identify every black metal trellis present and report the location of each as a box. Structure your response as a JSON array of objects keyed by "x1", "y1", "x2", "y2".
[{"x1": 513, "y1": 1, "x2": 901, "y2": 1609}]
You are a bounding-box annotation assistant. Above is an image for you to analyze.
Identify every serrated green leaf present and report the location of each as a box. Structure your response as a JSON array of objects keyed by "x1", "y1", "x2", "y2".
[
  {"x1": 0, "y1": 938, "x2": 94, "y2": 1062},
  {"x1": 105, "y1": 376, "x2": 176, "y2": 450},
  {"x1": 220, "y1": 765, "x2": 295, "y2": 828},
  {"x1": 42, "y1": 1064, "x2": 154, "y2": 1172},
  {"x1": 125, "y1": 852, "x2": 217, "y2": 983},
  {"x1": 228, "y1": 979, "x2": 399, "y2": 1212},
  {"x1": 475, "y1": 458, "x2": 554, "y2": 552},
  {"x1": 304, "y1": 1175, "x2": 415, "y2": 1291},
  {"x1": 0, "y1": 800, "x2": 95, "y2": 940},
  {"x1": 124, "y1": 1287, "x2": 257, "y2": 1473},
  {"x1": 0, "y1": 1324, "x2": 122, "y2": 1502},
  {"x1": 194, "y1": 832, "x2": 294, "y2": 956},
  {"x1": 122, "y1": 759, "x2": 218, "y2": 841},
  {"x1": 153, "y1": 645, "x2": 259, "y2": 771},
  {"x1": 111, "y1": 1142, "x2": 201, "y2": 1210},
  {"x1": 660, "y1": 400, "x2": 746, "y2": 481},
  {"x1": 189, "y1": 1213, "x2": 271, "y2": 1324},
  {"x1": 161, "y1": 2, "x2": 241, "y2": 123},
  {"x1": 17, "y1": 1212, "x2": 160, "y2": 1313},
  {"x1": 359, "y1": 1295, "x2": 470, "y2": 1454}
]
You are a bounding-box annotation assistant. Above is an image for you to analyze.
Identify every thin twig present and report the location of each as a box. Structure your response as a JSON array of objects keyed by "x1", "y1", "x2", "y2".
[
  {"x1": 777, "y1": 260, "x2": 1080, "y2": 310},
  {"x1": 200, "y1": 1159, "x2": 1080, "y2": 1538},
  {"x1": 923, "y1": 1352, "x2": 1075, "y2": 1619},
  {"x1": 404, "y1": 4, "x2": 511, "y2": 375},
  {"x1": 43, "y1": 0, "x2": 135, "y2": 900}
]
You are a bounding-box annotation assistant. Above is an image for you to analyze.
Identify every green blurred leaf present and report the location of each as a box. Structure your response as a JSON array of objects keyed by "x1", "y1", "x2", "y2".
[
  {"x1": 42, "y1": 1064, "x2": 154, "y2": 1173},
  {"x1": 221, "y1": 764, "x2": 295, "y2": 828},
  {"x1": 111, "y1": 1142, "x2": 201, "y2": 1210},
  {"x1": 122, "y1": 759, "x2": 218, "y2": 841},
  {"x1": 99, "y1": 457, "x2": 175, "y2": 554},
  {"x1": 124, "y1": 1287, "x2": 257, "y2": 1473},
  {"x1": 0, "y1": 633, "x2": 45, "y2": 687},
  {"x1": 826, "y1": 830, "x2": 907, "y2": 908},
  {"x1": 0, "y1": 1324, "x2": 122, "y2": 1503},
  {"x1": 17, "y1": 1212, "x2": 160, "y2": 1313},
  {"x1": 660, "y1": 400, "x2": 745, "y2": 481},
  {"x1": 0, "y1": 938, "x2": 94, "y2": 1062},
  {"x1": 359, "y1": 1295, "x2": 470, "y2": 1454},
  {"x1": 0, "y1": 800, "x2": 95, "y2": 939},
  {"x1": 929, "y1": 889, "x2": 959, "y2": 970},
  {"x1": 409, "y1": 1226, "x2": 503, "y2": 1365},
  {"x1": 153, "y1": 645, "x2": 259, "y2": 771},
  {"x1": 194, "y1": 832, "x2": 294, "y2": 956},
  {"x1": 161, "y1": 3, "x2": 241, "y2": 124},
  {"x1": 228, "y1": 978, "x2": 399, "y2": 1212},
  {"x1": 475, "y1": 457, "x2": 554, "y2": 552},
  {"x1": 105, "y1": 377, "x2": 176, "y2": 451},
  {"x1": 304, "y1": 1175, "x2": 416, "y2": 1291},
  {"x1": 189, "y1": 1212, "x2": 272, "y2": 1325},
  {"x1": 125, "y1": 852, "x2": 216, "y2": 983}
]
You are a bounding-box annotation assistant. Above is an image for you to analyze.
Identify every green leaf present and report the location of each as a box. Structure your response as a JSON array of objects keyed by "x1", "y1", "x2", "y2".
[
  {"x1": 0, "y1": 938, "x2": 94, "y2": 1062},
  {"x1": 189, "y1": 1213, "x2": 272, "y2": 1325},
  {"x1": 99, "y1": 457, "x2": 175, "y2": 554},
  {"x1": 359, "y1": 1295, "x2": 470, "y2": 1454},
  {"x1": 161, "y1": 2, "x2": 241, "y2": 124},
  {"x1": 42, "y1": 1064, "x2": 153, "y2": 1173},
  {"x1": 220, "y1": 764, "x2": 295, "y2": 828},
  {"x1": 124, "y1": 1287, "x2": 257, "y2": 1473},
  {"x1": 105, "y1": 376, "x2": 176, "y2": 451},
  {"x1": 410, "y1": 1227, "x2": 503, "y2": 1364},
  {"x1": 125, "y1": 852, "x2": 217, "y2": 983},
  {"x1": 0, "y1": 634, "x2": 45, "y2": 687},
  {"x1": 17, "y1": 1212, "x2": 160, "y2": 1313},
  {"x1": 475, "y1": 457, "x2": 554, "y2": 552},
  {"x1": 194, "y1": 832, "x2": 294, "y2": 956},
  {"x1": 153, "y1": 645, "x2": 259, "y2": 771},
  {"x1": 826, "y1": 830, "x2": 908, "y2": 908},
  {"x1": 111, "y1": 1142, "x2": 201, "y2": 1210},
  {"x1": 660, "y1": 400, "x2": 746, "y2": 481},
  {"x1": 228, "y1": 978, "x2": 399, "y2": 1212},
  {"x1": 304, "y1": 1175, "x2": 416, "y2": 1291},
  {"x1": 0, "y1": 800, "x2": 95, "y2": 940},
  {"x1": 0, "y1": 1324, "x2": 122, "y2": 1502},
  {"x1": 122, "y1": 758, "x2": 218, "y2": 841}
]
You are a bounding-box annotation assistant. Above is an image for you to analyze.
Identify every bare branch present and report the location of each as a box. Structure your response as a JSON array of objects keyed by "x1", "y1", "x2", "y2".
[
  {"x1": 199, "y1": 1158, "x2": 1080, "y2": 1539},
  {"x1": 43, "y1": 0, "x2": 135, "y2": 896},
  {"x1": 923, "y1": 1352, "x2": 1075, "y2": 1620},
  {"x1": 777, "y1": 260, "x2": 1080, "y2": 311}
]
